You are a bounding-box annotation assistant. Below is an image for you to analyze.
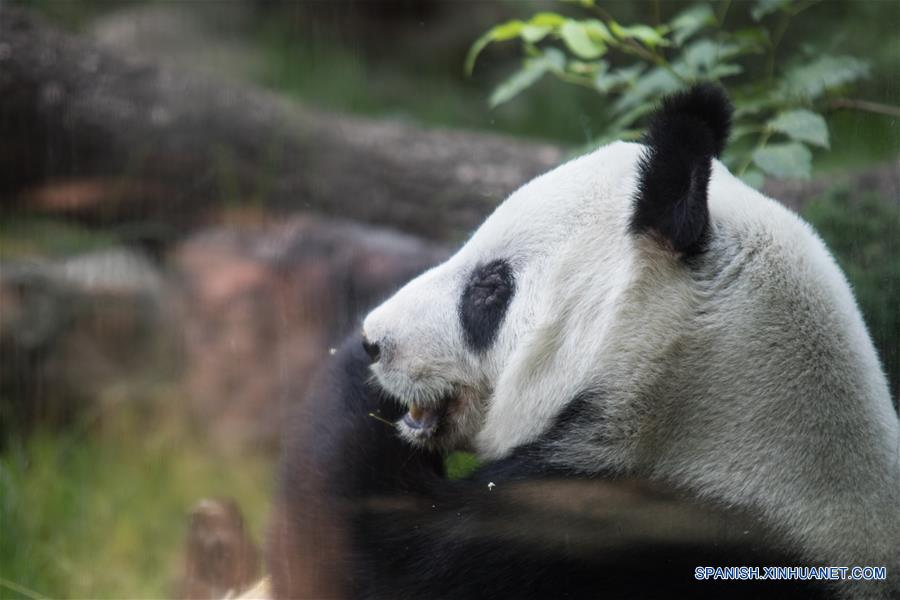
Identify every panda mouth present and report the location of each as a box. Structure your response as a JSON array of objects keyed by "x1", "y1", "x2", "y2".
[
  {"x1": 403, "y1": 404, "x2": 440, "y2": 431},
  {"x1": 399, "y1": 397, "x2": 451, "y2": 439}
]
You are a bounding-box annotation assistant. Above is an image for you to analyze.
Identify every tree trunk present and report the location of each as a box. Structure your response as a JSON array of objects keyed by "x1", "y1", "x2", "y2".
[{"x1": 0, "y1": 7, "x2": 563, "y2": 242}]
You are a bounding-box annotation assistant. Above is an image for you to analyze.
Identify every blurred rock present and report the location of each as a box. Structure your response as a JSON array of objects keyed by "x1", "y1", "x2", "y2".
[
  {"x1": 0, "y1": 248, "x2": 177, "y2": 438},
  {"x1": 89, "y1": 2, "x2": 265, "y2": 81},
  {"x1": 173, "y1": 215, "x2": 448, "y2": 452},
  {"x1": 0, "y1": 213, "x2": 446, "y2": 449}
]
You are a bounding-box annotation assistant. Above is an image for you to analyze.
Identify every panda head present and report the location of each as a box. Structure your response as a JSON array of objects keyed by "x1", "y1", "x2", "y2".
[{"x1": 363, "y1": 84, "x2": 736, "y2": 456}]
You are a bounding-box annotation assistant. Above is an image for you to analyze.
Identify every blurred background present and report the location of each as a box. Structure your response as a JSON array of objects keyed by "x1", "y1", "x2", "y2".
[{"x1": 0, "y1": 1, "x2": 897, "y2": 598}]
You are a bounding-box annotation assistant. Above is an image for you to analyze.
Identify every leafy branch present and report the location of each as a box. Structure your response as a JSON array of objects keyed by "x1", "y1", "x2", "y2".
[{"x1": 467, "y1": 0, "x2": 889, "y2": 185}]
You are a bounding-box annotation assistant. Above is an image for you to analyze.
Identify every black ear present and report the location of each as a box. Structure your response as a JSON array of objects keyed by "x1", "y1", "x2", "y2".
[{"x1": 630, "y1": 83, "x2": 733, "y2": 256}]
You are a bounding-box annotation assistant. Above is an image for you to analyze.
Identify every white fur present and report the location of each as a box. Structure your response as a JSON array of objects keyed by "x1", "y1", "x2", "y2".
[{"x1": 363, "y1": 142, "x2": 900, "y2": 595}]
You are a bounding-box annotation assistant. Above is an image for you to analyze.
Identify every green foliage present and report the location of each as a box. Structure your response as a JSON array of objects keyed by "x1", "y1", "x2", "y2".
[
  {"x1": 778, "y1": 55, "x2": 869, "y2": 101},
  {"x1": 752, "y1": 0, "x2": 793, "y2": 21},
  {"x1": 468, "y1": 0, "x2": 876, "y2": 183},
  {"x1": 0, "y1": 218, "x2": 118, "y2": 259},
  {"x1": 445, "y1": 451, "x2": 481, "y2": 480},
  {"x1": 803, "y1": 190, "x2": 900, "y2": 402},
  {"x1": 490, "y1": 49, "x2": 566, "y2": 108},
  {"x1": 0, "y1": 412, "x2": 272, "y2": 598},
  {"x1": 254, "y1": 16, "x2": 602, "y2": 145},
  {"x1": 752, "y1": 142, "x2": 812, "y2": 179},
  {"x1": 767, "y1": 109, "x2": 829, "y2": 148}
]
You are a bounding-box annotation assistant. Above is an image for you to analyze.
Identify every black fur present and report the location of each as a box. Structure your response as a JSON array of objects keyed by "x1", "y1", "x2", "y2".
[
  {"x1": 270, "y1": 337, "x2": 829, "y2": 599},
  {"x1": 459, "y1": 259, "x2": 515, "y2": 352},
  {"x1": 631, "y1": 83, "x2": 733, "y2": 256}
]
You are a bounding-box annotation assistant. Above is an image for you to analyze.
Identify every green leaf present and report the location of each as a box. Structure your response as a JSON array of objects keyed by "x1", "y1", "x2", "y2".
[
  {"x1": 593, "y1": 63, "x2": 645, "y2": 94},
  {"x1": 779, "y1": 55, "x2": 870, "y2": 100},
  {"x1": 752, "y1": 142, "x2": 812, "y2": 179},
  {"x1": 669, "y1": 5, "x2": 716, "y2": 46},
  {"x1": 676, "y1": 40, "x2": 742, "y2": 78},
  {"x1": 767, "y1": 109, "x2": 829, "y2": 148},
  {"x1": 732, "y1": 92, "x2": 782, "y2": 117},
  {"x1": 568, "y1": 59, "x2": 605, "y2": 75},
  {"x1": 489, "y1": 64, "x2": 547, "y2": 108},
  {"x1": 693, "y1": 39, "x2": 741, "y2": 64},
  {"x1": 489, "y1": 50, "x2": 565, "y2": 108},
  {"x1": 521, "y1": 24, "x2": 551, "y2": 43},
  {"x1": 611, "y1": 66, "x2": 680, "y2": 113},
  {"x1": 739, "y1": 170, "x2": 766, "y2": 189},
  {"x1": 445, "y1": 452, "x2": 481, "y2": 480},
  {"x1": 560, "y1": 20, "x2": 606, "y2": 59},
  {"x1": 583, "y1": 19, "x2": 614, "y2": 44},
  {"x1": 465, "y1": 20, "x2": 525, "y2": 75},
  {"x1": 607, "y1": 102, "x2": 656, "y2": 133},
  {"x1": 543, "y1": 47, "x2": 567, "y2": 71},
  {"x1": 490, "y1": 20, "x2": 527, "y2": 40},
  {"x1": 709, "y1": 63, "x2": 743, "y2": 79},
  {"x1": 731, "y1": 124, "x2": 763, "y2": 140},
  {"x1": 610, "y1": 22, "x2": 671, "y2": 48},
  {"x1": 528, "y1": 12, "x2": 567, "y2": 28},
  {"x1": 751, "y1": 0, "x2": 791, "y2": 21}
]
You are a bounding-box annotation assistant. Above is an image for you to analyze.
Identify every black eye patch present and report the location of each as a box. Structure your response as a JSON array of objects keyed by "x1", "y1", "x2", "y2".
[{"x1": 459, "y1": 259, "x2": 515, "y2": 352}]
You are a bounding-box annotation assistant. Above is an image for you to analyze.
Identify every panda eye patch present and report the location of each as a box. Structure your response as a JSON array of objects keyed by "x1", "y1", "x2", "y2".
[{"x1": 459, "y1": 259, "x2": 515, "y2": 352}]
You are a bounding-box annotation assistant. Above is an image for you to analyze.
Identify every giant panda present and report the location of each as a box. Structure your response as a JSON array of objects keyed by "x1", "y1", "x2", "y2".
[{"x1": 268, "y1": 84, "x2": 899, "y2": 599}]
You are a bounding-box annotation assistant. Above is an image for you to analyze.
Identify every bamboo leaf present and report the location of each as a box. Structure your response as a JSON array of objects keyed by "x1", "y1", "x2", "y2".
[
  {"x1": 779, "y1": 55, "x2": 870, "y2": 100},
  {"x1": 751, "y1": 0, "x2": 791, "y2": 21},
  {"x1": 739, "y1": 169, "x2": 766, "y2": 189},
  {"x1": 752, "y1": 142, "x2": 813, "y2": 179},
  {"x1": 768, "y1": 109, "x2": 830, "y2": 148},
  {"x1": 669, "y1": 5, "x2": 716, "y2": 46},
  {"x1": 465, "y1": 20, "x2": 526, "y2": 75},
  {"x1": 610, "y1": 22, "x2": 671, "y2": 48},
  {"x1": 489, "y1": 50, "x2": 565, "y2": 107},
  {"x1": 560, "y1": 20, "x2": 607, "y2": 59}
]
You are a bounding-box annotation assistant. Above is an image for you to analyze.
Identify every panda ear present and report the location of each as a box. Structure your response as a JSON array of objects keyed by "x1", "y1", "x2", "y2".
[{"x1": 630, "y1": 83, "x2": 733, "y2": 255}]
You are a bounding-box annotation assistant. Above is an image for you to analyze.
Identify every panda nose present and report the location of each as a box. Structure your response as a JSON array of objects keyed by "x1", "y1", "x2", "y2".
[{"x1": 362, "y1": 337, "x2": 381, "y2": 362}]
